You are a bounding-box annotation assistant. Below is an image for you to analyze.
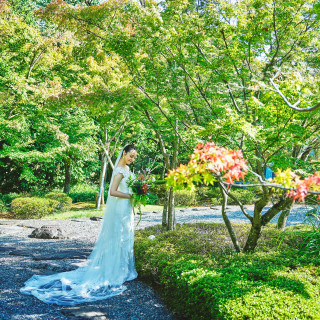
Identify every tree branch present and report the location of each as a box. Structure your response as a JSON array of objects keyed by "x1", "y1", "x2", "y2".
[
  {"x1": 270, "y1": 72, "x2": 320, "y2": 112},
  {"x1": 219, "y1": 180, "x2": 253, "y2": 222},
  {"x1": 222, "y1": 181, "x2": 320, "y2": 196},
  {"x1": 99, "y1": 139, "x2": 114, "y2": 169},
  {"x1": 27, "y1": 47, "x2": 46, "y2": 79}
]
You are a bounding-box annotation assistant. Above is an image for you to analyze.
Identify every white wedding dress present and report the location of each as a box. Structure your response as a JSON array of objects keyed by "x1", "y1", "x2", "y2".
[{"x1": 20, "y1": 156, "x2": 138, "y2": 305}]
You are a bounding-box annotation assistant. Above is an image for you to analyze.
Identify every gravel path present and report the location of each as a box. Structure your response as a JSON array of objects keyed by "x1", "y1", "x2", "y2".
[{"x1": 0, "y1": 204, "x2": 310, "y2": 320}]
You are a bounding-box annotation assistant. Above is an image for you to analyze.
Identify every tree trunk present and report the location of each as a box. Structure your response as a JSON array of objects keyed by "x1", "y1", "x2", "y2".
[
  {"x1": 167, "y1": 187, "x2": 176, "y2": 231},
  {"x1": 161, "y1": 165, "x2": 166, "y2": 180},
  {"x1": 243, "y1": 196, "x2": 293, "y2": 252},
  {"x1": 243, "y1": 196, "x2": 268, "y2": 252},
  {"x1": 162, "y1": 188, "x2": 170, "y2": 227},
  {"x1": 277, "y1": 202, "x2": 294, "y2": 231},
  {"x1": 243, "y1": 221, "x2": 262, "y2": 253},
  {"x1": 219, "y1": 183, "x2": 241, "y2": 252},
  {"x1": 166, "y1": 129, "x2": 179, "y2": 231},
  {"x1": 142, "y1": 110, "x2": 180, "y2": 231},
  {"x1": 63, "y1": 160, "x2": 71, "y2": 193}
]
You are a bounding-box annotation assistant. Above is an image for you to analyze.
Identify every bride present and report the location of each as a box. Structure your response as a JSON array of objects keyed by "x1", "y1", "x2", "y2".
[{"x1": 20, "y1": 144, "x2": 139, "y2": 305}]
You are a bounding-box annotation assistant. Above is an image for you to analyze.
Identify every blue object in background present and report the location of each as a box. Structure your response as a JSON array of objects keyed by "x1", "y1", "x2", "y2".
[{"x1": 265, "y1": 166, "x2": 274, "y2": 179}]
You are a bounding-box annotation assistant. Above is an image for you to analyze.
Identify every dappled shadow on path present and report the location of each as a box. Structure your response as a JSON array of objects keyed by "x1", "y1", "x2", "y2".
[{"x1": 1, "y1": 234, "x2": 177, "y2": 320}]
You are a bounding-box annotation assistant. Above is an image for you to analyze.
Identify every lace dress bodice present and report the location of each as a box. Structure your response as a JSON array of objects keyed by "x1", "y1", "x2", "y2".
[{"x1": 112, "y1": 166, "x2": 135, "y2": 194}]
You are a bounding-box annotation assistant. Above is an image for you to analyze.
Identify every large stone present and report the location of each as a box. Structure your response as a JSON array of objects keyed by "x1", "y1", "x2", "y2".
[{"x1": 29, "y1": 225, "x2": 67, "y2": 239}]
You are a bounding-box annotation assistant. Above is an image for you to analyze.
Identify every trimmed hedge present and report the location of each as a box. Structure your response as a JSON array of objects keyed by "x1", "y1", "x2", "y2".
[
  {"x1": 196, "y1": 186, "x2": 256, "y2": 205},
  {"x1": 44, "y1": 192, "x2": 72, "y2": 211},
  {"x1": 175, "y1": 189, "x2": 197, "y2": 206},
  {"x1": 149, "y1": 181, "x2": 167, "y2": 204},
  {"x1": 134, "y1": 223, "x2": 320, "y2": 320},
  {"x1": 11, "y1": 197, "x2": 60, "y2": 219},
  {"x1": 67, "y1": 184, "x2": 109, "y2": 203},
  {"x1": 149, "y1": 181, "x2": 197, "y2": 206}
]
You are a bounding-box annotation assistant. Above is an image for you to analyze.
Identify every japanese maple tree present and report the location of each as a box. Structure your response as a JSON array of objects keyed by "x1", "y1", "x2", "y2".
[{"x1": 167, "y1": 142, "x2": 320, "y2": 252}]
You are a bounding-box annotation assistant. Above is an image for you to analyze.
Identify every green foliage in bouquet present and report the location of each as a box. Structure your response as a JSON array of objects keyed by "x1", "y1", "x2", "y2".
[{"x1": 127, "y1": 169, "x2": 156, "y2": 226}]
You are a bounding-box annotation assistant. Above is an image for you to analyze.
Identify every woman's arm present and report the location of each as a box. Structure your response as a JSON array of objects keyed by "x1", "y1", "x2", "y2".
[{"x1": 109, "y1": 173, "x2": 131, "y2": 199}]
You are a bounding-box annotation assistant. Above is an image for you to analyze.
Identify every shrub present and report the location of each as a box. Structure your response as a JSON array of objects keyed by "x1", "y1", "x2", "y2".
[
  {"x1": 67, "y1": 183, "x2": 109, "y2": 203},
  {"x1": 175, "y1": 189, "x2": 196, "y2": 206},
  {"x1": 134, "y1": 223, "x2": 320, "y2": 320},
  {"x1": 196, "y1": 186, "x2": 256, "y2": 206},
  {"x1": 0, "y1": 193, "x2": 21, "y2": 209},
  {"x1": 0, "y1": 199, "x2": 7, "y2": 212},
  {"x1": 196, "y1": 186, "x2": 221, "y2": 205},
  {"x1": 149, "y1": 181, "x2": 167, "y2": 204},
  {"x1": 146, "y1": 193, "x2": 159, "y2": 205},
  {"x1": 280, "y1": 204, "x2": 320, "y2": 257},
  {"x1": 11, "y1": 197, "x2": 60, "y2": 219},
  {"x1": 195, "y1": 186, "x2": 218, "y2": 201},
  {"x1": 228, "y1": 188, "x2": 256, "y2": 205},
  {"x1": 44, "y1": 192, "x2": 72, "y2": 211}
]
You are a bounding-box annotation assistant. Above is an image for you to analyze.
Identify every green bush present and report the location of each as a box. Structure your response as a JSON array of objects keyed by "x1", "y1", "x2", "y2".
[
  {"x1": 228, "y1": 188, "x2": 256, "y2": 205},
  {"x1": 175, "y1": 189, "x2": 196, "y2": 206},
  {"x1": 67, "y1": 183, "x2": 109, "y2": 203},
  {"x1": 281, "y1": 204, "x2": 320, "y2": 257},
  {"x1": 44, "y1": 192, "x2": 72, "y2": 211},
  {"x1": 11, "y1": 197, "x2": 60, "y2": 219},
  {"x1": 149, "y1": 181, "x2": 167, "y2": 203},
  {"x1": 0, "y1": 199, "x2": 7, "y2": 212},
  {"x1": 0, "y1": 192, "x2": 21, "y2": 209},
  {"x1": 196, "y1": 186, "x2": 221, "y2": 205},
  {"x1": 196, "y1": 186, "x2": 256, "y2": 206},
  {"x1": 134, "y1": 223, "x2": 320, "y2": 320},
  {"x1": 146, "y1": 193, "x2": 159, "y2": 205}
]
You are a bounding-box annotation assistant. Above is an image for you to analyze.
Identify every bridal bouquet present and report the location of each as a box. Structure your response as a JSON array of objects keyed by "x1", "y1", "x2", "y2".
[{"x1": 127, "y1": 170, "x2": 156, "y2": 226}]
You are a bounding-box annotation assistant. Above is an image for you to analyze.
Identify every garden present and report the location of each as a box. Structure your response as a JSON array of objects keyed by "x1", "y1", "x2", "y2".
[{"x1": 1, "y1": 0, "x2": 320, "y2": 319}]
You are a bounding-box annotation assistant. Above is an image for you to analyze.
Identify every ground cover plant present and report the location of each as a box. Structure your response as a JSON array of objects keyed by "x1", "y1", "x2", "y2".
[{"x1": 134, "y1": 223, "x2": 320, "y2": 320}]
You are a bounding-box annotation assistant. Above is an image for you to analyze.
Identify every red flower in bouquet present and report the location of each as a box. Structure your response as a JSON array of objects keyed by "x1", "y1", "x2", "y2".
[{"x1": 133, "y1": 174, "x2": 150, "y2": 195}]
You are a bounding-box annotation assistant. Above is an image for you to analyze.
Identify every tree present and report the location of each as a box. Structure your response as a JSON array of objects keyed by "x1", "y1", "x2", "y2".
[
  {"x1": 0, "y1": 3, "x2": 101, "y2": 193},
  {"x1": 166, "y1": 142, "x2": 320, "y2": 252},
  {"x1": 27, "y1": 0, "x2": 320, "y2": 241}
]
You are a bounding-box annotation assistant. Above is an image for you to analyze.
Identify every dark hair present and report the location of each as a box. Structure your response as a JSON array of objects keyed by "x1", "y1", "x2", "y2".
[{"x1": 123, "y1": 144, "x2": 136, "y2": 154}]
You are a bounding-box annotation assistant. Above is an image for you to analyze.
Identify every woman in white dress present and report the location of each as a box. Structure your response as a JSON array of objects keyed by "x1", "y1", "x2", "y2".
[{"x1": 20, "y1": 144, "x2": 138, "y2": 305}]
